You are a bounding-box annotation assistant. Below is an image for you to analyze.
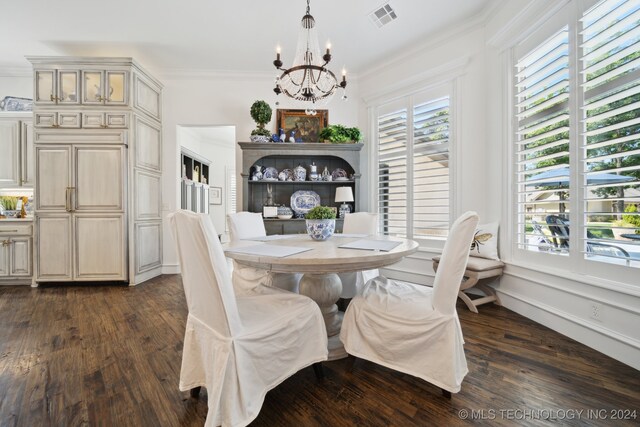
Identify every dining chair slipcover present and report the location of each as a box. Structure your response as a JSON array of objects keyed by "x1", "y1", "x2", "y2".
[
  {"x1": 227, "y1": 212, "x2": 301, "y2": 294},
  {"x1": 170, "y1": 210, "x2": 328, "y2": 426},
  {"x1": 340, "y1": 211, "x2": 479, "y2": 393},
  {"x1": 338, "y1": 212, "x2": 380, "y2": 299}
]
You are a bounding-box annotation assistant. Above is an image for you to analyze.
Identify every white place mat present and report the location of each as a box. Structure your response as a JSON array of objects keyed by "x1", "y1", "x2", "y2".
[
  {"x1": 334, "y1": 233, "x2": 368, "y2": 238},
  {"x1": 339, "y1": 239, "x2": 402, "y2": 252},
  {"x1": 242, "y1": 234, "x2": 295, "y2": 241},
  {"x1": 226, "y1": 244, "x2": 312, "y2": 258}
]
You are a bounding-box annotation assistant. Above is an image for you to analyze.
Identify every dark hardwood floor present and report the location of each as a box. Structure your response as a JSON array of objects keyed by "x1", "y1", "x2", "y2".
[{"x1": 1, "y1": 275, "x2": 638, "y2": 426}]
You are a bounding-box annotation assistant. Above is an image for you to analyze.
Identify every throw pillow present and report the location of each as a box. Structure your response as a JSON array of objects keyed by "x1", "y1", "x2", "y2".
[{"x1": 469, "y1": 222, "x2": 500, "y2": 260}]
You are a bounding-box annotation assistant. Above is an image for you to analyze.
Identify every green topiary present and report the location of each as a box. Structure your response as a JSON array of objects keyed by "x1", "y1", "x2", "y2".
[
  {"x1": 622, "y1": 204, "x2": 640, "y2": 234},
  {"x1": 305, "y1": 206, "x2": 336, "y2": 220},
  {"x1": 250, "y1": 100, "x2": 272, "y2": 132}
]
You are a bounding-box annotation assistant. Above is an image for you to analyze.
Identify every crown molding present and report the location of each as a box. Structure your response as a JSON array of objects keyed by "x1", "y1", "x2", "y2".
[
  {"x1": 358, "y1": 0, "x2": 502, "y2": 81},
  {"x1": 486, "y1": 0, "x2": 570, "y2": 50}
]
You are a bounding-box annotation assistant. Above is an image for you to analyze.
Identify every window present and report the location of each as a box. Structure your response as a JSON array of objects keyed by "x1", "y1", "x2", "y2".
[
  {"x1": 513, "y1": 0, "x2": 640, "y2": 270},
  {"x1": 377, "y1": 91, "x2": 451, "y2": 240}
]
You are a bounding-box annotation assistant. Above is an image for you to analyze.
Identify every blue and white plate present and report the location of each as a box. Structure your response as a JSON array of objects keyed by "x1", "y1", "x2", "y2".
[
  {"x1": 263, "y1": 167, "x2": 278, "y2": 180},
  {"x1": 290, "y1": 190, "x2": 320, "y2": 217}
]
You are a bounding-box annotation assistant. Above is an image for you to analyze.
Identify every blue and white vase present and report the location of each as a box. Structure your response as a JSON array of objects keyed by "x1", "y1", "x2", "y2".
[
  {"x1": 305, "y1": 219, "x2": 336, "y2": 241},
  {"x1": 294, "y1": 164, "x2": 306, "y2": 181}
]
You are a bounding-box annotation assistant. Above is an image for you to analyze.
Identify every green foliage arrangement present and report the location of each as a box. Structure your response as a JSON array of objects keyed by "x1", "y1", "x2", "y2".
[
  {"x1": 305, "y1": 206, "x2": 336, "y2": 220},
  {"x1": 0, "y1": 196, "x2": 17, "y2": 210},
  {"x1": 250, "y1": 100, "x2": 272, "y2": 137},
  {"x1": 622, "y1": 204, "x2": 640, "y2": 234},
  {"x1": 318, "y1": 124, "x2": 362, "y2": 143}
]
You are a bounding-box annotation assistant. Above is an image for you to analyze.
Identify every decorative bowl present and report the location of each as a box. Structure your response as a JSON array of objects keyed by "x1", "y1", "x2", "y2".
[
  {"x1": 1, "y1": 210, "x2": 19, "y2": 218},
  {"x1": 250, "y1": 135, "x2": 271, "y2": 143},
  {"x1": 277, "y1": 206, "x2": 293, "y2": 220},
  {"x1": 278, "y1": 214, "x2": 293, "y2": 220},
  {"x1": 305, "y1": 219, "x2": 336, "y2": 241}
]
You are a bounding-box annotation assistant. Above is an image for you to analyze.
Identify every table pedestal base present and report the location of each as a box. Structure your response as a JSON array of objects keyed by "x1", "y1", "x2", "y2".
[{"x1": 298, "y1": 272, "x2": 347, "y2": 360}]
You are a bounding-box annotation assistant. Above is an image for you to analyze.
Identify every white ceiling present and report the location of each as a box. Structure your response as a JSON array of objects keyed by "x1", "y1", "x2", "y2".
[{"x1": 0, "y1": 0, "x2": 492, "y2": 75}]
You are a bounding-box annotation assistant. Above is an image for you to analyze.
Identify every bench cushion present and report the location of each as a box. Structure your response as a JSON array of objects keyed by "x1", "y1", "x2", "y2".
[{"x1": 433, "y1": 256, "x2": 504, "y2": 272}]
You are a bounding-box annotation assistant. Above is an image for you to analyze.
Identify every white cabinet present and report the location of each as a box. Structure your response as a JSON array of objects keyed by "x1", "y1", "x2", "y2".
[
  {"x1": 29, "y1": 56, "x2": 163, "y2": 285},
  {"x1": 82, "y1": 70, "x2": 128, "y2": 106},
  {"x1": 0, "y1": 115, "x2": 34, "y2": 188},
  {"x1": 34, "y1": 112, "x2": 81, "y2": 129},
  {"x1": 82, "y1": 112, "x2": 128, "y2": 129},
  {"x1": 0, "y1": 223, "x2": 33, "y2": 283},
  {"x1": 34, "y1": 69, "x2": 80, "y2": 105}
]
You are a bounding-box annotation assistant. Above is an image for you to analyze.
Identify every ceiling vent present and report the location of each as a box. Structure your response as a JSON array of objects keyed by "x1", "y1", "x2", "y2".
[{"x1": 369, "y1": 3, "x2": 398, "y2": 28}]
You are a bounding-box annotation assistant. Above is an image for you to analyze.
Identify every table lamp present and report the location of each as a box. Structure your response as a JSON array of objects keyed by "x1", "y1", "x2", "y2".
[{"x1": 335, "y1": 187, "x2": 354, "y2": 218}]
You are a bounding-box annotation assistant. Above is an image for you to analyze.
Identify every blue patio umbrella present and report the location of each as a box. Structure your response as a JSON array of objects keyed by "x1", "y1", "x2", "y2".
[{"x1": 526, "y1": 167, "x2": 635, "y2": 187}]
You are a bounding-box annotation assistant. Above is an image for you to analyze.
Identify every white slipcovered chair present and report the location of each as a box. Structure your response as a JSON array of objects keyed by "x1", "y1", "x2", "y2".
[
  {"x1": 169, "y1": 210, "x2": 328, "y2": 427},
  {"x1": 338, "y1": 212, "x2": 380, "y2": 299},
  {"x1": 340, "y1": 211, "x2": 479, "y2": 396},
  {"x1": 227, "y1": 212, "x2": 301, "y2": 294}
]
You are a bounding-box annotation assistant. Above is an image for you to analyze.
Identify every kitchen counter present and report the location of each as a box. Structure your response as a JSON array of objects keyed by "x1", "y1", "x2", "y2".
[{"x1": 0, "y1": 217, "x2": 33, "y2": 222}]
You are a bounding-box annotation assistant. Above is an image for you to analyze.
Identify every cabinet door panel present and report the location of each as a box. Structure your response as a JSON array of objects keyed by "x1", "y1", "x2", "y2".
[
  {"x1": 34, "y1": 112, "x2": 56, "y2": 128},
  {"x1": 106, "y1": 113, "x2": 128, "y2": 128},
  {"x1": 0, "y1": 241, "x2": 9, "y2": 276},
  {"x1": 10, "y1": 237, "x2": 31, "y2": 276},
  {"x1": 58, "y1": 70, "x2": 80, "y2": 104},
  {"x1": 21, "y1": 121, "x2": 34, "y2": 186},
  {"x1": 82, "y1": 113, "x2": 104, "y2": 128},
  {"x1": 0, "y1": 121, "x2": 19, "y2": 186},
  {"x1": 36, "y1": 215, "x2": 72, "y2": 280},
  {"x1": 34, "y1": 70, "x2": 56, "y2": 104},
  {"x1": 135, "y1": 117, "x2": 161, "y2": 171},
  {"x1": 105, "y1": 71, "x2": 127, "y2": 105},
  {"x1": 135, "y1": 170, "x2": 161, "y2": 220},
  {"x1": 82, "y1": 71, "x2": 104, "y2": 104},
  {"x1": 134, "y1": 75, "x2": 160, "y2": 119},
  {"x1": 36, "y1": 145, "x2": 71, "y2": 211},
  {"x1": 136, "y1": 222, "x2": 161, "y2": 274},
  {"x1": 57, "y1": 113, "x2": 81, "y2": 128},
  {"x1": 75, "y1": 214, "x2": 126, "y2": 280},
  {"x1": 74, "y1": 146, "x2": 124, "y2": 211}
]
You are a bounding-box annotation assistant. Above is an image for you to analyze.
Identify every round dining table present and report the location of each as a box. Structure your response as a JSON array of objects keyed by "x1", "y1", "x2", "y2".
[{"x1": 224, "y1": 234, "x2": 419, "y2": 360}]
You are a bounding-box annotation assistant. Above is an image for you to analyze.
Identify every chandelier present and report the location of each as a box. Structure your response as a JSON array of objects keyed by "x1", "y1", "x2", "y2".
[{"x1": 273, "y1": 0, "x2": 347, "y2": 109}]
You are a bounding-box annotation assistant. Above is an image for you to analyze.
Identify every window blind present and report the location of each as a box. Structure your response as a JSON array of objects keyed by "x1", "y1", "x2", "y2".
[
  {"x1": 377, "y1": 95, "x2": 451, "y2": 239},
  {"x1": 515, "y1": 27, "x2": 571, "y2": 253},
  {"x1": 581, "y1": 0, "x2": 640, "y2": 266},
  {"x1": 378, "y1": 107, "x2": 408, "y2": 237},
  {"x1": 412, "y1": 97, "x2": 450, "y2": 238}
]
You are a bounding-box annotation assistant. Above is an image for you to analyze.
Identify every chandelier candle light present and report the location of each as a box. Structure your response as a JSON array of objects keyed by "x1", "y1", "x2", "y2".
[{"x1": 273, "y1": 0, "x2": 347, "y2": 112}]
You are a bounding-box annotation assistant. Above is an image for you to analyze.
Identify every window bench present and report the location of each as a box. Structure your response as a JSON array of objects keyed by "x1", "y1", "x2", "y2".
[{"x1": 432, "y1": 256, "x2": 504, "y2": 313}]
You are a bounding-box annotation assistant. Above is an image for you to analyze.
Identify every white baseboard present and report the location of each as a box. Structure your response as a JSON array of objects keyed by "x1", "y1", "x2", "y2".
[{"x1": 162, "y1": 264, "x2": 180, "y2": 274}]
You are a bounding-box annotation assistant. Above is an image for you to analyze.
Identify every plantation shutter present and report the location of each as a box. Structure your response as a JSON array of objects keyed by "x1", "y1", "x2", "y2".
[
  {"x1": 378, "y1": 104, "x2": 408, "y2": 237},
  {"x1": 515, "y1": 27, "x2": 571, "y2": 252},
  {"x1": 412, "y1": 97, "x2": 450, "y2": 238},
  {"x1": 581, "y1": 0, "x2": 640, "y2": 265}
]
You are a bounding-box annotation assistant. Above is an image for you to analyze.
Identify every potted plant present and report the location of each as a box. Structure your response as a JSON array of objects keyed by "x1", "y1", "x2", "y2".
[
  {"x1": 318, "y1": 124, "x2": 362, "y2": 143},
  {"x1": 305, "y1": 206, "x2": 336, "y2": 241},
  {"x1": 250, "y1": 100, "x2": 273, "y2": 143}
]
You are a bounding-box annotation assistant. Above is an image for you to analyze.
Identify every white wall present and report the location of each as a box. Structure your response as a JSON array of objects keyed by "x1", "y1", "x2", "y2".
[
  {"x1": 0, "y1": 74, "x2": 32, "y2": 100},
  {"x1": 160, "y1": 72, "x2": 360, "y2": 271}
]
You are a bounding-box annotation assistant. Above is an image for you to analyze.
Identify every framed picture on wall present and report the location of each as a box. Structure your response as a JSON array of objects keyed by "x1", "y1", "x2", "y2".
[
  {"x1": 277, "y1": 109, "x2": 328, "y2": 142},
  {"x1": 210, "y1": 187, "x2": 222, "y2": 205}
]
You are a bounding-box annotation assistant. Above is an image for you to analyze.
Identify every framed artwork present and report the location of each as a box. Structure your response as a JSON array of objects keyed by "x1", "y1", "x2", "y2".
[
  {"x1": 277, "y1": 109, "x2": 328, "y2": 142},
  {"x1": 210, "y1": 187, "x2": 222, "y2": 205}
]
